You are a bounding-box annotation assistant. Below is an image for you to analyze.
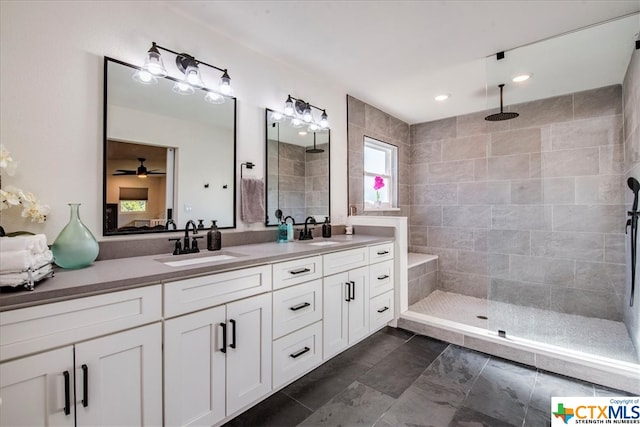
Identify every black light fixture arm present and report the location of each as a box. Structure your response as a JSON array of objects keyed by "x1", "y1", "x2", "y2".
[
  {"x1": 287, "y1": 95, "x2": 324, "y2": 114},
  {"x1": 152, "y1": 41, "x2": 228, "y2": 74}
]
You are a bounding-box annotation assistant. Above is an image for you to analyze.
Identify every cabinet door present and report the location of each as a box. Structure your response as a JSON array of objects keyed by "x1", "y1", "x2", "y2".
[
  {"x1": 165, "y1": 305, "x2": 226, "y2": 427},
  {"x1": 0, "y1": 346, "x2": 74, "y2": 427},
  {"x1": 226, "y1": 293, "x2": 272, "y2": 416},
  {"x1": 323, "y1": 272, "x2": 349, "y2": 359},
  {"x1": 347, "y1": 266, "x2": 370, "y2": 345},
  {"x1": 75, "y1": 323, "x2": 162, "y2": 427}
]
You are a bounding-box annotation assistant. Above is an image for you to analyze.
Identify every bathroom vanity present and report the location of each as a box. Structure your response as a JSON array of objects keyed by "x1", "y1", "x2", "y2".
[{"x1": 0, "y1": 234, "x2": 395, "y2": 427}]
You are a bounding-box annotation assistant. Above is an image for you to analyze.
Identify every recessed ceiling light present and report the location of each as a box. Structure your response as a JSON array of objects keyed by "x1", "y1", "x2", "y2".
[
  {"x1": 512, "y1": 74, "x2": 531, "y2": 83},
  {"x1": 298, "y1": 131, "x2": 307, "y2": 136},
  {"x1": 434, "y1": 94, "x2": 450, "y2": 101}
]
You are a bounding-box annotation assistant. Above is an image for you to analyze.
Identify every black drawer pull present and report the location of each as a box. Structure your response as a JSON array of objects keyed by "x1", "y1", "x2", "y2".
[
  {"x1": 81, "y1": 364, "x2": 89, "y2": 408},
  {"x1": 220, "y1": 322, "x2": 227, "y2": 353},
  {"x1": 377, "y1": 306, "x2": 389, "y2": 313},
  {"x1": 289, "y1": 347, "x2": 311, "y2": 359},
  {"x1": 290, "y1": 302, "x2": 311, "y2": 311},
  {"x1": 350, "y1": 280, "x2": 355, "y2": 300},
  {"x1": 290, "y1": 268, "x2": 311, "y2": 275},
  {"x1": 376, "y1": 250, "x2": 389, "y2": 255},
  {"x1": 63, "y1": 370, "x2": 71, "y2": 415},
  {"x1": 230, "y1": 319, "x2": 237, "y2": 349},
  {"x1": 377, "y1": 274, "x2": 389, "y2": 280}
]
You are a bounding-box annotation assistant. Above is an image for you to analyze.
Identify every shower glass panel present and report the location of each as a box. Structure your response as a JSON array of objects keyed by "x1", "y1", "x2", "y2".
[{"x1": 485, "y1": 14, "x2": 640, "y2": 364}]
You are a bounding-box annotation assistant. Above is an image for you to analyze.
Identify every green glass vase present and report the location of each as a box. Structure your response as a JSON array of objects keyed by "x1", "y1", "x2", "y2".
[{"x1": 51, "y1": 203, "x2": 99, "y2": 269}]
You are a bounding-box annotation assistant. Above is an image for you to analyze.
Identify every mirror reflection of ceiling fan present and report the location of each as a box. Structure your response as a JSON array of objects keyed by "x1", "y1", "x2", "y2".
[{"x1": 112, "y1": 158, "x2": 165, "y2": 178}]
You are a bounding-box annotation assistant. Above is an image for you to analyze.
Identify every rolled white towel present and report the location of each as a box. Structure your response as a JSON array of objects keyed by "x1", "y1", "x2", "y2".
[
  {"x1": 0, "y1": 234, "x2": 48, "y2": 254},
  {"x1": 0, "y1": 249, "x2": 53, "y2": 272}
]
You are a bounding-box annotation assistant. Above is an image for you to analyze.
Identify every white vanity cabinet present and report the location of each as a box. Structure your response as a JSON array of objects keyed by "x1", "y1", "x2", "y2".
[
  {"x1": 163, "y1": 268, "x2": 273, "y2": 427},
  {"x1": 368, "y1": 243, "x2": 395, "y2": 332},
  {"x1": 0, "y1": 286, "x2": 163, "y2": 427},
  {"x1": 323, "y1": 247, "x2": 371, "y2": 359}
]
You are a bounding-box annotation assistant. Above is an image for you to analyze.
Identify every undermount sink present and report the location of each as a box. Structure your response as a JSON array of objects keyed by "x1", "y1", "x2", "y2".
[
  {"x1": 306, "y1": 241, "x2": 341, "y2": 246},
  {"x1": 156, "y1": 251, "x2": 246, "y2": 267}
]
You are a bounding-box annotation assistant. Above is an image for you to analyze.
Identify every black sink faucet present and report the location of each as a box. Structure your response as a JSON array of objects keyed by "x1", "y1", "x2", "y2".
[
  {"x1": 184, "y1": 220, "x2": 198, "y2": 251},
  {"x1": 299, "y1": 216, "x2": 317, "y2": 240}
]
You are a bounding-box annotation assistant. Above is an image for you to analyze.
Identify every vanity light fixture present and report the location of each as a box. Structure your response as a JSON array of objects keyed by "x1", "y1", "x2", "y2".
[
  {"x1": 277, "y1": 95, "x2": 330, "y2": 130},
  {"x1": 133, "y1": 41, "x2": 233, "y2": 103}
]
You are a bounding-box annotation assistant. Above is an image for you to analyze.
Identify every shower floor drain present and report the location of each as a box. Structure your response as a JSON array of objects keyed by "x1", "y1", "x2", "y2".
[{"x1": 476, "y1": 315, "x2": 488, "y2": 320}]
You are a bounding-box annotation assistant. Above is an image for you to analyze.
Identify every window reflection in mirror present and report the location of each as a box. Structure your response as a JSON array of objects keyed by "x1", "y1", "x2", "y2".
[
  {"x1": 265, "y1": 109, "x2": 330, "y2": 225},
  {"x1": 104, "y1": 57, "x2": 236, "y2": 235}
]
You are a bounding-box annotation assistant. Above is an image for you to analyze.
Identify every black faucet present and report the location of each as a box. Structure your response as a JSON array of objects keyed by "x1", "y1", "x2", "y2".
[
  {"x1": 183, "y1": 220, "x2": 199, "y2": 252},
  {"x1": 299, "y1": 216, "x2": 317, "y2": 240},
  {"x1": 165, "y1": 219, "x2": 176, "y2": 230}
]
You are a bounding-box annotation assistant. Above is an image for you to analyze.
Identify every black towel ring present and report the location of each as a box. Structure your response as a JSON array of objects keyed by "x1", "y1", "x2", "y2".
[{"x1": 240, "y1": 162, "x2": 254, "y2": 179}]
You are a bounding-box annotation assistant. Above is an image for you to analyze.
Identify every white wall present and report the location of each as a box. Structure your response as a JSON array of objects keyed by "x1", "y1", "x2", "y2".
[{"x1": 0, "y1": 1, "x2": 347, "y2": 242}]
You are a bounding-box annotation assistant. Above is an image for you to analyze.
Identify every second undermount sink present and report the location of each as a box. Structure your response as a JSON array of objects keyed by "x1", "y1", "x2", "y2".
[
  {"x1": 156, "y1": 251, "x2": 246, "y2": 267},
  {"x1": 306, "y1": 241, "x2": 341, "y2": 246}
]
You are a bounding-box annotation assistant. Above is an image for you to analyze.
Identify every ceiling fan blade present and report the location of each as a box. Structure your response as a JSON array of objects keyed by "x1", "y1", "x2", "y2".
[{"x1": 146, "y1": 171, "x2": 166, "y2": 175}]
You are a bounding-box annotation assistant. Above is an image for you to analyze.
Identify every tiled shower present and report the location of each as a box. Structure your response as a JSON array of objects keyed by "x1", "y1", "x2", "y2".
[{"x1": 347, "y1": 47, "x2": 640, "y2": 366}]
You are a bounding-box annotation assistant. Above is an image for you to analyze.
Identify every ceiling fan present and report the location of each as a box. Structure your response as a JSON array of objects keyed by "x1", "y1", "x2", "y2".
[{"x1": 112, "y1": 158, "x2": 165, "y2": 178}]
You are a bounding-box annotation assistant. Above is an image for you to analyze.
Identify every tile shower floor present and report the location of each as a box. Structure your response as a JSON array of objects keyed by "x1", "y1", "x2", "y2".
[
  {"x1": 223, "y1": 327, "x2": 633, "y2": 427},
  {"x1": 409, "y1": 290, "x2": 639, "y2": 364}
]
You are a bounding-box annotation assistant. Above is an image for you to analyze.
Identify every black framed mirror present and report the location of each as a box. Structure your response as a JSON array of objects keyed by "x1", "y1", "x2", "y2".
[
  {"x1": 265, "y1": 108, "x2": 330, "y2": 225},
  {"x1": 103, "y1": 57, "x2": 236, "y2": 235}
]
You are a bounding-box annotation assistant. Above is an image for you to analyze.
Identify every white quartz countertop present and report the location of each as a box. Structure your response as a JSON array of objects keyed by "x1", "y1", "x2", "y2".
[{"x1": 0, "y1": 234, "x2": 392, "y2": 311}]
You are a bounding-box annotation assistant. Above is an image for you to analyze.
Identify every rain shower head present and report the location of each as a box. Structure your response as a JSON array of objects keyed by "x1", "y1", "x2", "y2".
[
  {"x1": 306, "y1": 132, "x2": 325, "y2": 154},
  {"x1": 485, "y1": 84, "x2": 519, "y2": 121}
]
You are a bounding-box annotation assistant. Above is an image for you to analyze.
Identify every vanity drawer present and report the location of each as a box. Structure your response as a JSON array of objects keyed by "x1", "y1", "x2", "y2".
[
  {"x1": 369, "y1": 290, "x2": 394, "y2": 332},
  {"x1": 323, "y1": 247, "x2": 369, "y2": 276},
  {"x1": 272, "y1": 256, "x2": 322, "y2": 290},
  {"x1": 272, "y1": 321, "x2": 323, "y2": 389},
  {"x1": 369, "y1": 260, "x2": 394, "y2": 298},
  {"x1": 369, "y1": 242, "x2": 394, "y2": 263},
  {"x1": 273, "y1": 279, "x2": 323, "y2": 339},
  {"x1": 0, "y1": 285, "x2": 162, "y2": 361},
  {"x1": 164, "y1": 265, "x2": 272, "y2": 318}
]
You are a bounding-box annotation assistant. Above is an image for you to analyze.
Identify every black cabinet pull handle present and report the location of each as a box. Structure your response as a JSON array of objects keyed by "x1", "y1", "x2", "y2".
[
  {"x1": 289, "y1": 347, "x2": 310, "y2": 359},
  {"x1": 344, "y1": 282, "x2": 350, "y2": 302},
  {"x1": 350, "y1": 280, "x2": 355, "y2": 300},
  {"x1": 230, "y1": 319, "x2": 237, "y2": 349},
  {"x1": 377, "y1": 274, "x2": 389, "y2": 280},
  {"x1": 81, "y1": 364, "x2": 89, "y2": 408},
  {"x1": 377, "y1": 250, "x2": 389, "y2": 255},
  {"x1": 63, "y1": 370, "x2": 71, "y2": 415},
  {"x1": 377, "y1": 306, "x2": 389, "y2": 313},
  {"x1": 220, "y1": 322, "x2": 227, "y2": 353},
  {"x1": 290, "y1": 267, "x2": 311, "y2": 275},
  {"x1": 290, "y1": 302, "x2": 311, "y2": 311}
]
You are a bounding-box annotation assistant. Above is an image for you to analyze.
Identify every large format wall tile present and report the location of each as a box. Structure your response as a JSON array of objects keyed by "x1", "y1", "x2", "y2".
[
  {"x1": 550, "y1": 287, "x2": 622, "y2": 321},
  {"x1": 442, "y1": 134, "x2": 489, "y2": 161},
  {"x1": 413, "y1": 183, "x2": 458, "y2": 205},
  {"x1": 541, "y1": 147, "x2": 599, "y2": 177},
  {"x1": 573, "y1": 85, "x2": 622, "y2": 120},
  {"x1": 412, "y1": 117, "x2": 456, "y2": 142},
  {"x1": 575, "y1": 175, "x2": 624, "y2": 204},
  {"x1": 439, "y1": 270, "x2": 488, "y2": 298},
  {"x1": 489, "y1": 278, "x2": 551, "y2": 310},
  {"x1": 428, "y1": 160, "x2": 475, "y2": 183},
  {"x1": 553, "y1": 204, "x2": 625, "y2": 233},
  {"x1": 492, "y1": 205, "x2": 552, "y2": 231},
  {"x1": 509, "y1": 255, "x2": 575, "y2": 286},
  {"x1": 487, "y1": 230, "x2": 531, "y2": 255},
  {"x1": 458, "y1": 181, "x2": 511, "y2": 205},
  {"x1": 428, "y1": 227, "x2": 475, "y2": 250},
  {"x1": 487, "y1": 154, "x2": 530, "y2": 180},
  {"x1": 531, "y1": 231, "x2": 603, "y2": 262},
  {"x1": 443, "y1": 205, "x2": 491, "y2": 228},
  {"x1": 552, "y1": 116, "x2": 623, "y2": 150},
  {"x1": 509, "y1": 94, "x2": 573, "y2": 129},
  {"x1": 491, "y1": 128, "x2": 541, "y2": 156}
]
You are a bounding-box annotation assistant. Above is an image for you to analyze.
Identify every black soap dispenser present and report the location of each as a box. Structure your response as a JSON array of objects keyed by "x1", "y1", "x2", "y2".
[
  {"x1": 207, "y1": 220, "x2": 221, "y2": 251},
  {"x1": 322, "y1": 217, "x2": 332, "y2": 238}
]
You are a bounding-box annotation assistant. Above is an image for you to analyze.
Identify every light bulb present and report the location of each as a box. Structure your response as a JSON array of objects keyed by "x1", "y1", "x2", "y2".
[
  {"x1": 142, "y1": 44, "x2": 167, "y2": 77},
  {"x1": 132, "y1": 70, "x2": 157, "y2": 85},
  {"x1": 308, "y1": 123, "x2": 320, "y2": 132},
  {"x1": 320, "y1": 110, "x2": 329, "y2": 128},
  {"x1": 512, "y1": 74, "x2": 531, "y2": 83},
  {"x1": 219, "y1": 71, "x2": 232, "y2": 95},
  {"x1": 302, "y1": 105, "x2": 312, "y2": 123},
  {"x1": 284, "y1": 96, "x2": 294, "y2": 116},
  {"x1": 291, "y1": 117, "x2": 303, "y2": 128},
  {"x1": 271, "y1": 111, "x2": 283, "y2": 121}
]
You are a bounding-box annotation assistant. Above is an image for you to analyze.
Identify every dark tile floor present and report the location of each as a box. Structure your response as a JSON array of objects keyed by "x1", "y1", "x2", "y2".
[{"x1": 224, "y1": 327, "x2": 634, "y2": 427}]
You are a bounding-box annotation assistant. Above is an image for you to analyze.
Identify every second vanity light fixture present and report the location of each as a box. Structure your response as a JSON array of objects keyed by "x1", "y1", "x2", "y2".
[
  {"x1": 132, "y1": 42, "x2": 233, "y2": 104},
  {"x1": 271, "y1": 95, "x2": 329, "y2": 131}
]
